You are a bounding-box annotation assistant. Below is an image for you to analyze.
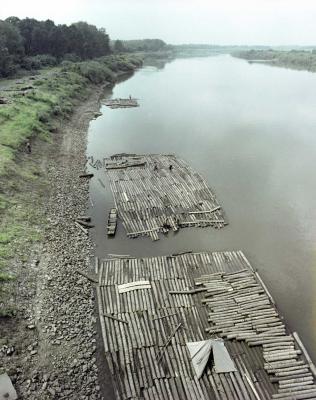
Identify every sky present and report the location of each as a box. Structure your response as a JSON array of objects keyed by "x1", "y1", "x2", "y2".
[{"x1": 1, "y1": 0, "x2": 316, "y2": 46}]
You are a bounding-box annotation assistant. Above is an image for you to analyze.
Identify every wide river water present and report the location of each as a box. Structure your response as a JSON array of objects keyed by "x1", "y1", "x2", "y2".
[{"x1": 87, "y1": 54, "x2": 316, "y2": 360}]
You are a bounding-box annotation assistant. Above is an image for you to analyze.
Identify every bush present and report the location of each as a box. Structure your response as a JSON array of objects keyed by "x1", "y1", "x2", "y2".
[
  {"x1": 21, "y1": 54, "x2": 57, "y2": 70},
  {"x1": 69, "y1": 61, "x2": 115, "y2": 83},
  {"x1": 60, "y1": 60, "x2": 74, "y2": 70},
  {"x1": 63, "y1": 53, "x2": 81, "y2": 63}
]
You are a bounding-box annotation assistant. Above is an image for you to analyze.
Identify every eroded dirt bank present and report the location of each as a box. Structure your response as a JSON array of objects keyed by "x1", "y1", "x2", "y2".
[{"x1": 0, "y1": 83, "x2": 114, "y2": 399}]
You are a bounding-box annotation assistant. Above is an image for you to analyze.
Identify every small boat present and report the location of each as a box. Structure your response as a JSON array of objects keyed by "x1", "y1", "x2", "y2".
[{"x1": 107, "y1": 208, "x2": 118, "y2": 236}]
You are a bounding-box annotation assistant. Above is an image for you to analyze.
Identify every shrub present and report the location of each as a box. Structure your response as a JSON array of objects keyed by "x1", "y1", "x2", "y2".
[
  {"x1": 21, "y1": 54, "x2": 57, "y2": 70},
  {"x1": 63, "y1": 53, "x2": 81, "y2": 63},
  {"x1": 70, "y1": 61, "x2": 115, "y2": 83}
]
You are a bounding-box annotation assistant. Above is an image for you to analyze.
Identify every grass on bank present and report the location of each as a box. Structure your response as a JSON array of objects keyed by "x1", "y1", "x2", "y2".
[
  {"x1": 0, "y1": 53, "x2": 142, "y2": 291},
  {"x1": 0, "y1": 54, "x2": 142, "y2": 174}
]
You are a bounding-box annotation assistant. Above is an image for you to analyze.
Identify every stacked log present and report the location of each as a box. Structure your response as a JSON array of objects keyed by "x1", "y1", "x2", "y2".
[
  {"x1": 199, "y1": 270, "x2": 316, "y2": 399},
  {"x1": 97, "y1": 251, "x2": 282, "y2": 399},
  {"x1": 105, "y1": 154, "x2": 226, "y2": 241}
]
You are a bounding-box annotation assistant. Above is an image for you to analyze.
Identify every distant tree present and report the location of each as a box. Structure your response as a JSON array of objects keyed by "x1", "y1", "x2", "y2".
[
  {"x1": 5, "y1": 16, "x2": 20, "y2": 26},
  {"x1": 114, "y1": 40, "x2": 125, "y2": 53},
  {"x1": 0, "y1": 40, "x2": 14, "y2": 77},
  {"x1": 69, "y1": 22, "x2": 110, "y2": 59},
  {"x1": 49, "y1": 24, "x2": 70, "y2": 58},
  {"x1": 0, "y1": 20, "x2": 24, "y2": 56},
  {"x1": 0, "y1": 20, "x2": 24, "y2": 76},
  {"x1": 0, "y1": 17, "x2": 111, "y2": 76},
  {"x1": 122, "y1": 39, "x2": 166, "y2": 52}
]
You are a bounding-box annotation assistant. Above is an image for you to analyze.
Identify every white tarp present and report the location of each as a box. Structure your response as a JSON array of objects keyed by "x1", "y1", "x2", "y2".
[
  {"x1": 212, "y1": 340, "x2": 237, "y2": 373},
  {"x1": 0, "y1": 373, "x2": 18, "y2": 400},
  {"x1": 187, "y1": 340, "x2": 213, "y2": 379},
  {"x1": 187, "y1": 339, "x2": 236, "y2": 378}
]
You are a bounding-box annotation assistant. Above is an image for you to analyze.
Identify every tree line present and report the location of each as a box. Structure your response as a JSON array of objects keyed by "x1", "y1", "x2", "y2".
[
  {"x1": 118, "y1": 39, "x2": 167, "y2": 53},
  {"x1": 0, "y1": 17, "x2": 111, "y2": 77}
]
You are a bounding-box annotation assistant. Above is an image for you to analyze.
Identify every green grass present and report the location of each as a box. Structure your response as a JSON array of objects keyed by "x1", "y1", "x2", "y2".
[
  {"x1": 0, "y1": 165, "x2": 45, "y2": 270},
  {"x1": 0, "y1": 71, "x2": 88, "y2": 175},
  {"x1": 0, "y1": 54, "x2": 142, "y2": 176}
]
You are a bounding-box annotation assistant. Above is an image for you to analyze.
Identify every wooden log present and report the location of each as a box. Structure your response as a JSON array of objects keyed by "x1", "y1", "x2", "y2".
[
  {"x1": 75, "y1": 270, "x2": 99, "y2": 284},
  {"x1": 293, "y1": 331, "x2": 316, "y2": 378},
  {"x1": 103, "y1": 313, "x2": 128, "y2": 324},
  {"x1": 188, "y1": 206, "x2": 221, "y2": 214},
  {"x1": 275, "y1": 369, "x2": 310, "y2": 377},
  {"x1": 271, "y1": 373, "x2": 313, "y2": 383},
  {"x1": 74, "y1": 221, "x2": 88, "y2": 235},
  {"x1": 108, "y1": 253, "x2": 132, "y2": 258},
  {"x1": 76, "y1": 216, "x2": 91, "y2": 222},
  {"x1": 279, "y1": 381, "x2": 314, "y2": 390},
  {"x1": 278, "y1": 376, "x2": 314, "y2": 386},
  {"x1": 169, "y1": 288, "x2": 207, "y2": 295},
  {"x1": 76, "y1": 219, "x2": 94, "y2": 228},
  {"x1": 272, "y1": 388, "x2": 316, "y2": 399},
  {"x1": 156, "y1": 323, "x2": 182, "y2": 363}
]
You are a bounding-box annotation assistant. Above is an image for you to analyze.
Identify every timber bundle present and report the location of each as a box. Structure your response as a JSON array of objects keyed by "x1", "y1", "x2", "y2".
[
  {"x1": 199, "y1": 271, "x2": 316, "y2": 399},
  {"x1": 104, "y1": 98, "x2": 139, "y2": 109},
  {"x1": 105, "y1": 154, "x2": 226, "y2": 240},
  {"x1": 96, "y1": 251, "x2": 316, "y2": 400}
]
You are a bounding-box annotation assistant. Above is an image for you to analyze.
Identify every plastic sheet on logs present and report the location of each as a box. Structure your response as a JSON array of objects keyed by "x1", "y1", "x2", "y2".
[
  {"x1": 187, "y1": 339, "x2": 236, "y2": 378},
  {"x1": 0, "y1": 373, "x2": 18, "y2": 400},
  {"x1": 212, "y1": 340, "x2": 237, "y2": 373}
]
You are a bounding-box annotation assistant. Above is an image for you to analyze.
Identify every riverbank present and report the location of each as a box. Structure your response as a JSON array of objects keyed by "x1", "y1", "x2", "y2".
[
  {"x1": 233, "y1": 49, "x2": 316, "y2": 72},
  {"x1": 0, "y1": 55, "x2": 140, "y2": 398},
  {"x1": 0, "y1": 54, "x2": 142, "y2": 286}
]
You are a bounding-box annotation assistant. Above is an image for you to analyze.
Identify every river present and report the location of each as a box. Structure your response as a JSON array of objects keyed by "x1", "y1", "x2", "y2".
[{"x1": 87, "y1": 54, "x2": 316, "y2": 360}]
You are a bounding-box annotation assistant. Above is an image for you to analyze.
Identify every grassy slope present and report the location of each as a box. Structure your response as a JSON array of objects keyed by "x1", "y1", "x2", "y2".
[
  {"x1": 234, "y1": 49, "x2": 316, "y2": 73},
  {"x1": 0, "y1": 54, "x2": 142, "y2": 290}
]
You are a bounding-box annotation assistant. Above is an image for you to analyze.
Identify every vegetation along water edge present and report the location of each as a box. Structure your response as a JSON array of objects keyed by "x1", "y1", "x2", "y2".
[{"x1": 0, "y1": 52, "x2": 142, "y2": 306}]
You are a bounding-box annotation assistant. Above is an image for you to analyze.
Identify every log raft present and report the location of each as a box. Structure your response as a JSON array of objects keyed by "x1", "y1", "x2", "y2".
[
  {"x1": 105, "y1": 154, "x2": 226, "y2": 240},
  {"x1": 96, "y1": 250, "x2": 316, "y2": 399},
  {"x1": 104, "y1": 98, "x2": 139, "y2": 109}
]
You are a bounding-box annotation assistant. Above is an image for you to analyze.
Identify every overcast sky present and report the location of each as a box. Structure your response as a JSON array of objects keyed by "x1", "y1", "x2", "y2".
[{"x1": 1, "y1": 0, "x2": 316, "y2": 46}]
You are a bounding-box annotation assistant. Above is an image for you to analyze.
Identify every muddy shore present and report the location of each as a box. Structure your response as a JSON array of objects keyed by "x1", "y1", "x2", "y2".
[{"x1": 0, "y1": 81, "x2": 117, "y2": 399}]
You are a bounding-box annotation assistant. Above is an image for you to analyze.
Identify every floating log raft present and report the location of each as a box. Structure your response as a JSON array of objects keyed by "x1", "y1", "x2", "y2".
[
  {"x1": 104, "y1": 98, "x2": 139, "y2": 109},
  {"x1": 107, "y1": 208, "x2": 118, "y2": 236},
  {"x1": 105, "y1": 154, "x2": 226, "y2": 240},
  {"x1": 97, "y1": 251, "x2": 316, "y2": 399},
  {"x1": 200, "y1": 266, "x2": 316, "y2": 399}
]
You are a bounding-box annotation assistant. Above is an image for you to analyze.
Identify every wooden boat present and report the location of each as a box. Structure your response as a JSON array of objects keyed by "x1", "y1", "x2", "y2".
[{"x1": 107, "y1": 208, "x2": 117, "y2": 236}]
